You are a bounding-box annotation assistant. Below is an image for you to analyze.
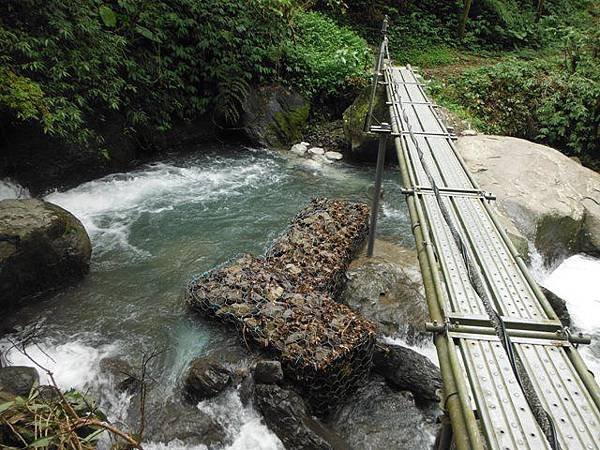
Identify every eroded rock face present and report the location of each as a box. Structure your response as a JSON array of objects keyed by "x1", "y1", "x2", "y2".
[
  {"x1": 0, "y1": 199, "x2": 91, "y2": 310},
  {"x1": 330, "y1": 377, "x2": 439, "y2": 450},
  {"x1": 541, "y1": 287, "x2": 571, "y2": 327},
  {"x1": 242, "y1": 85, "x2": 309, "y2": 149},
  {"x1": 456, "y1": 135, "x2": 600, "y2": 261},
  {"x1": 373, "y1": 343, "x2": 441, "y2": 402},
  {"x1": 254, "y1": 360, "x2": 283, "y2": 385},
  {"x1": 184, "y1": 357, "x2": 232, "y2": 402}
]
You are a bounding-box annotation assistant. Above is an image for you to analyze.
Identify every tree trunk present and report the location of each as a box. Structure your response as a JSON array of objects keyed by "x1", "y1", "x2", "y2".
[
  {"x1": 536, "y1": 0, "x2": 545, "y2": 21},
  {"x1": 459, "y1": 0, "x2": 473, "y2": 40}
]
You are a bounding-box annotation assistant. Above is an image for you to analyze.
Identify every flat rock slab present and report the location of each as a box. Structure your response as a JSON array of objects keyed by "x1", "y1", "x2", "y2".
[
  {"x1": 456, "y1": 135, "x2": 600, "y2": 260},
  {"x1": 187, "y1": 199, "x2": 374, "y2": 414}
]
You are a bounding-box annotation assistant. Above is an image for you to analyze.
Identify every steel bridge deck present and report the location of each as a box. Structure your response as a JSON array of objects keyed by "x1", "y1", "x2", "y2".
[{"x1": 385, "y1": 65, "x2": 600, "y2": 449}]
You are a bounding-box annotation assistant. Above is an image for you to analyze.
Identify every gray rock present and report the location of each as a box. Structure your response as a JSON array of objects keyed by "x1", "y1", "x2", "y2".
[
  {"x1": 342, "y1": 86, "x2": 395, "y2": 162},
  {"x1": 461, "y1": 129, "x2": 478, "y2": 136},
  {"x1": 308, "y1": 147, "x2": 325, "y2": 156},
  {"x1": 142, "y1": 398, "x2": 226, "y2": 447},
  {"x1": 373, "y1": 343, "x2": 441, "y2": 401},
  {"x1": 291, "y1": 143, "x2": 308, "y2": 156},
  {"x1": 254, "y1": 360, "x2": 283, "y2": 384},
  {"x1": 330, "y1": 377, "x2": 439, "y2": 450},
  {"x1": 456, "y1": 135, "x2": 600, "y2": 261},
  {"x1": 184, "y1": 357, "x2": 232, "y2": 402},
  {"x1": 541, "y1": 287, "x2": 571, "y2": 327},
  {"x1": 0, "y1": 199, "x2": 92, "y2": 310},
  {"x1": 254, "y1": 384, "x2": 343, "y2": 450},
  {"x1": 242, "y1": 85, "x2": 309, "y2": 150},
  {"x1": 325, "y1": 151, "x2": 343, "y2": 161},
  {"x1": 342, "y1": 261, "x2": 429, "y2": 344},
  {"x1": 0, "y1": 366, "x2": 39, "y2": 396},
  {"x1": 99, "y1": 357, "x2": 141, "y2": 394}
]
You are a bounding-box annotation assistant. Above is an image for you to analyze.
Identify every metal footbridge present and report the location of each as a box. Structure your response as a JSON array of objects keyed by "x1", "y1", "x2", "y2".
[{"x1": 364, "y1": 19, "x2": 600, "y2": 450}]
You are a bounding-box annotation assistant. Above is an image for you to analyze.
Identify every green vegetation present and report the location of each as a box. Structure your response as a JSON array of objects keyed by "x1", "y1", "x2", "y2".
[
  {"x1": 0, "y1": 1, "x2": 370, "y2": 153},
  {"x1": 334, "y1": 0, "x2": 598, "y2": 167}
]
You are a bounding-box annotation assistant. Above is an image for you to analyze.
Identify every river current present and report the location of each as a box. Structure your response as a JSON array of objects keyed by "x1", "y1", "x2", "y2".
[{"x1": 1, "y1": 145, "x2": 599, "y2": 448}]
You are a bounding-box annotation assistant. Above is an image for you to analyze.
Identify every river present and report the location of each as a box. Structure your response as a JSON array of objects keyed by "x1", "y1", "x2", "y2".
[{"x1": 1, "y1": 145, "x2": 599, "y2": 448}]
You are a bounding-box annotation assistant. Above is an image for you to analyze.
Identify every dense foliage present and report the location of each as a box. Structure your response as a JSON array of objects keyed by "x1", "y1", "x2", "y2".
[
  {"x1": 0, "y1": 0, "x2": 369, "y2": 152},
  {"x1": 284, "y1": 11, "x2": 370, "y2": 102},
  {"x1": 429, "y1": 18, "x2": 599, "y2": 163}
]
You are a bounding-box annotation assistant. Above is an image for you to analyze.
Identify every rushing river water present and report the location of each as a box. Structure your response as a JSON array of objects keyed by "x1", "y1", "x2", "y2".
[
  {"x1": 2, "y1": 145, "x2": 599, "y2": 448},
  {"x1": 1, "y1": 146, "x2": 417, "y2": 448}
]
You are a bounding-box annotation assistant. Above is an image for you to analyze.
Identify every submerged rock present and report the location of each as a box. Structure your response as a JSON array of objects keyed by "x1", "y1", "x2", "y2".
[
  {"x1": 254, "y1": 384, "x2": 345, "y2": 450},
  {"x1": 457, "y1": 135, "x2": 600, "y2": 261},
  {"x1": 0, "y1": 366, "x2": 39, "y2": 396},
  {"x1": 99, "y1": 357, "x2": 141, "y2": 394},
  {"x1": 373, "y1": 343, "x2": 441, "y2": 402},
  {"x1": 541, "y1": 287, "x2": 571, "y2": 327},
  {"x1": 0, "y1": 199, "x2": 91, "y2": 311},
  {"x1": 184, "y1": 357, "x2": 232, "y2": 402},
  {"x1": 242, "y1": 85, "x2": 309, "y2": 149},
  {"x1": 330, "y1": 377, "x2": 439, "y2": 450}
]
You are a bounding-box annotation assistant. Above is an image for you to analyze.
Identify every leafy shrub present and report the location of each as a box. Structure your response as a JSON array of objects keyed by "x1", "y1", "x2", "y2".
[
  {"x1": 442, "y1": 55, "x2": 599, "y2": 160},
  {"x1": 0, "y1": 0, "x2": 291, "y2": 147},
  {"x1": 283, "y1": 11, "x2": 371, "y2": 100}
]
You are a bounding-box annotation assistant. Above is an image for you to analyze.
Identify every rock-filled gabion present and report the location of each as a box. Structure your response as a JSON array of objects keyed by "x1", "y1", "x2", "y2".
[{"x1": 186, "y1": 198, "x2": 375, "y2": 414}]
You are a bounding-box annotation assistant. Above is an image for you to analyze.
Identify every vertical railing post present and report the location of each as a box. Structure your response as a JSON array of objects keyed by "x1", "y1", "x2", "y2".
[
  {"x1": 363, "y1": 16, "x2": 389, "y2": 133},
  {"x1": 367, "y1": 124, "x2": 390, "y2": 257}
]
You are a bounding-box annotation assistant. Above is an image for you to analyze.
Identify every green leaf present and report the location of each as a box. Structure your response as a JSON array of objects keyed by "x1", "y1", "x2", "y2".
[
  {"x1": 0, "y1": 401, "x2": 15, "y2": 414},
  {"x1": 99, "y1": 5, "x2": 117, "y2": 28},
  {"x1": 136, "y1": 25, "x2": 160, "y2": 43},
  {"x1": 28, "y1": 436, "x2": 55, "y2": 447},
  {"x1": 81, "y1": 427, "x2": 105, "y2": 442}
]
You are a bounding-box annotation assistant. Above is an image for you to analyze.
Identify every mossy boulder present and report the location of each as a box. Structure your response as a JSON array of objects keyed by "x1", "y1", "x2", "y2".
[
  {"x1": 342, "y1": 85, "x2": 395, "y2": 162},
  {"x1": 242, "y1": 85, "x2": 309, "y2": 149},
  {"x1": 0, "y1": 199, "x2": 91, "y2": 310}
]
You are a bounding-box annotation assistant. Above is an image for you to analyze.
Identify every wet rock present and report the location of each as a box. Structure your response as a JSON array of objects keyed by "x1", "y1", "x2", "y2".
[
  {"x1": 308, "y1": 147, "x2": 325, "y2": 156},
  {"x1": 457, "y1": 135, "x2": 600, "y2": 261},
  {"x1": 0, "y1": 199, "x2": 92, "y2": 311},
  {"x1": 325, "y1": 151, "x2": 343, "y2": 161},
  {"x1": 541, "y1": 287, "x2": 571, "y2": 327},
  {"x1": 254, "y1": 360, "x2": 283, "y2": 384},
  {"x1": 184, "y1": 357, "x2": 232, "y2": 402},
  {"x1": 0, "y1": 366, "x2": 39, "y2": 396},
  {"x1": 330, "y1": 377, "x2": 439, "y2": 450},
  {"x1": 291, "y1": 143, "x2": 308, "y2": 156},
  {"x1": 143, "y1": 398, "x2": 226, "y2": 447},
  {"x1": 342, "y1": 261, "x2": 429, "y2": 343},
  {"x1": 254, "y1": 384, "x2": 342, "y2": 450},
  {"x1": 242, "y1": 85, "x2": 309, "y2": 149},
  {"x1": 99, "y1": 357, "x2": 141, "y2": 394},
  {"x1": 373, "y1": 343, "x2": 441, "y2": 402}
]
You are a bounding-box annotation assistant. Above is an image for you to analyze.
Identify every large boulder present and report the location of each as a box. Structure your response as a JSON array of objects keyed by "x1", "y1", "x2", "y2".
[
  {"x1": 254, "y1": 384, "x2": 345, "y2": 450},
  {"x1": 342, "y1": 86, "x2": 395, "y2": 162},
  {"x1": 456, "y1": 135, "x2": 600, "y2": 261},
  {"x1": 0, "y1": 366, "x2": 39, "y2": 396},
  {"x1": 330, "y1": 377, "x2": 439, "y2": 450},
  {"x1": 373, "y1": 343, "x2": 441, "y2": 402},
  {"x1": 242, "y1": 85, "x2": 309, "y2": 149},
  {"x1": 184, "y1": 357, "x2": 232, "y2": 402},
  {"x1": 342, "y1": 240, "x2": 429, "y2": 344},
  {"x1": 0, "y1": 199, "x2": 91, "y2": 310}
]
